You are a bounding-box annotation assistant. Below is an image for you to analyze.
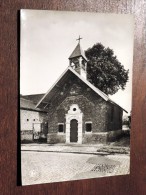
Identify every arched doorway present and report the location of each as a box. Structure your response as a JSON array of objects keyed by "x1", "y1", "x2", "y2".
[
  {"x1": 66, "y1": 104, "x2": 83, "y2": 144},
  {"x1": 70, "y1": 119, "x2": 78, "y2": 142}
]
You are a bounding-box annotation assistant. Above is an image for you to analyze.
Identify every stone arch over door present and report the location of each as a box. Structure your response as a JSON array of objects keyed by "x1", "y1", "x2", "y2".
[{"x1": 66, "y1": 104, "x2": 83, "y2": 144}]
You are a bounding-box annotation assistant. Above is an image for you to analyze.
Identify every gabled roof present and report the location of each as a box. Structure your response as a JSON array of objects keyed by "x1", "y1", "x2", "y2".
[
  {"x1": 69, "y1": 43, "x2": 87, "y2": 61},
  {"x1": 36, "y1": 66, "x2": 127, "y2": 113}
]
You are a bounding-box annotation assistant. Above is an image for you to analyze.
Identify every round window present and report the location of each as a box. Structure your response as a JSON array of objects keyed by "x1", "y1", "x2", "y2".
[{"x1": 73, "y1": 108, "x2": 76, "y2": 111}]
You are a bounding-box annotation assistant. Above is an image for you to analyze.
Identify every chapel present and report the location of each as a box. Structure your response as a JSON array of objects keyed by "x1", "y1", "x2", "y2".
[{"x1": 34, "y1": 38, "x2": 127, "y2": 144}]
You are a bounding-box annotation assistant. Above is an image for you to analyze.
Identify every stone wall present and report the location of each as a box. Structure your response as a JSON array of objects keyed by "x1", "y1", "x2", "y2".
[
  {"x1": 47, "y1": 74, "x2": 109, "y2": 135},
  {"x1": 83, "y1": 130, "x2": 123, "y2": 144},
  {"x1": 107, "y1": 103, "x2": 123, "y2": 131},
  {"x1": 83, "y1": 133, "x2": 108, "y2": 144},
  {"x1": 47, "y1": 133, "x2": 66, "y2": 144},
  {"x1": 46, "y1": 130, "x2": 123, "y2": 144}
]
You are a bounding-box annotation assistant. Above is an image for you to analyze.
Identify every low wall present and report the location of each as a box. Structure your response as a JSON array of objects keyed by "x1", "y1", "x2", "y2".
[
  {"x1": 47, "y1": 133, "x2": 66, "y2": 144},
  {"x1": 83, "y1": 130, "x2": 123, "y2": 144},
  {"x1": 83, "y1": 133, "x2": 108, "y2": 144},
  {"x1": 21, "y1": 130, "x2": 33, "y2": 141}
]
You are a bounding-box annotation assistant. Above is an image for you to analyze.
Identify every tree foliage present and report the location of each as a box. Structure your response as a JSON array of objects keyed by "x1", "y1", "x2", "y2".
[{"x1": 85, "y1": 43, "x2": 129, "y2": 95}]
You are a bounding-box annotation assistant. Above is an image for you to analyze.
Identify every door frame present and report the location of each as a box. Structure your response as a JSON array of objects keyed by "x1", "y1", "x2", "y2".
[{"x1": 65, "y1": 104, "x2": 83, "y2": 144}]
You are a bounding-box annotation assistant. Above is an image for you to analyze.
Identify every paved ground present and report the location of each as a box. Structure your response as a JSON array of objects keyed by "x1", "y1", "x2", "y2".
[
  {"x1": 21, "y1": 144, "x2": 130, "y2": 186},
  {"x1": 21, "y1": 143, "x2": 130, "y2": 155}
]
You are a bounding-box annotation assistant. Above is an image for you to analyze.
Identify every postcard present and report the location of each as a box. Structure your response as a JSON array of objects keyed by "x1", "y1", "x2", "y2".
[{"x1": 20, "y1": 10, "x2": 133, "y2": 185}]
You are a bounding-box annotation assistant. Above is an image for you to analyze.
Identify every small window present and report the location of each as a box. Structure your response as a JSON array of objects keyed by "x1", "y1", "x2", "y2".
[
  {"x1": 86, "y1": 123, "x2": 92, "y2": 132},
  {"x1": 58, "y1": 124, "x2": 64, "y2": 133},
  {"x1": 33, "y1": 119, "x2": 35, "y2": 121},
  {"x1": 27, "y1": 119, "x2": 29, "y2": 121}
]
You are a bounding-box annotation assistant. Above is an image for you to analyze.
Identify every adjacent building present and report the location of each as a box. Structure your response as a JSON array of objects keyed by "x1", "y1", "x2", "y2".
[{"x1": 20, "y1": 95, "x2": 48, "y2": 142}]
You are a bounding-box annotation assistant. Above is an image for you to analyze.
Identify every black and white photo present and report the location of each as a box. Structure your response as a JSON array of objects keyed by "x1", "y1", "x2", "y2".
[{"x1": 20, "y1": 10, "x2": 134, "y2": 185}]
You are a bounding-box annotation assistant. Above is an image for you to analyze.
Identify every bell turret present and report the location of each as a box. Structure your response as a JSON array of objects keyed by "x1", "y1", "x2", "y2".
[{"x1": 69, "y1": 36, "x2": 87, "y2": 79}]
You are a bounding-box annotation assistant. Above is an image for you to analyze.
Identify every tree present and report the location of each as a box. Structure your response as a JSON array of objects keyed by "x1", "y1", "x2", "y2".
[{"x1": 85, "y1": 43, "x2": 129, "y2": 95}]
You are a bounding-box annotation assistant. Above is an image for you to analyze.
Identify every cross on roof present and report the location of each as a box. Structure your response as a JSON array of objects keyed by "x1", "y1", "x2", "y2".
[{"x1": 76, "y1": 35, "x2": 82, "y2": 43}]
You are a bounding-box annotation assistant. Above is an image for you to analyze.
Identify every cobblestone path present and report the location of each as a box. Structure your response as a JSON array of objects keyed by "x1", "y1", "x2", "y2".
[{"x1": 21, "y1": 151, "x2": 130, "y2": 186}]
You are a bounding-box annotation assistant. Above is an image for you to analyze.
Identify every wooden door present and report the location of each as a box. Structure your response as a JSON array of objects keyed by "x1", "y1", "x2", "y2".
[{"x1": 70, "y1": 119, "x2": 78, "y2": 142}]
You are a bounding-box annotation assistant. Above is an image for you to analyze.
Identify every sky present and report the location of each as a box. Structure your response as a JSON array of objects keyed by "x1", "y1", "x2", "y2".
[{"x1": 20, "y1": 10, "x2": 134, "y2": 114}]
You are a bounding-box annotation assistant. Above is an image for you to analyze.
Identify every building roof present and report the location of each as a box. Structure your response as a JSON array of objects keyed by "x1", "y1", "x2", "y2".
[
  {"x1": 20, "y1": 97, "x2": 47, "y2": 112},
  {"x1": 36, "y1": 66, "x2": 127, "y2": 113},
  {"x1": 69, "y1": 43, "x2": 87, "y2": 61},
  {"x1": 21, "y1": 93, "x2": 45, "y2": 104}
]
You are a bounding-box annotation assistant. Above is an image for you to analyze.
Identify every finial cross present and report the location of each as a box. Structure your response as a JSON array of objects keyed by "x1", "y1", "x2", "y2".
[{"x1": 76, "y1": 35, "x2": 82, "y2": 43}]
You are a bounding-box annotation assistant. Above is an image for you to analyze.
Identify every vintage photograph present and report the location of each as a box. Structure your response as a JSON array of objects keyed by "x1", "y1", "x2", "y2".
[{"x1": 20, "y1": 10, "x2": 134, "y2": 185}]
